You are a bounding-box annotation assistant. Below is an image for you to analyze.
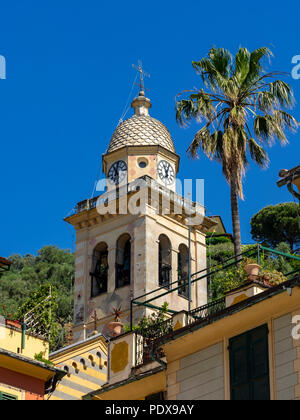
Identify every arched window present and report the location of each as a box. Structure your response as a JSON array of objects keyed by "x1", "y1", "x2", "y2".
[
  {"x1": 63, "y1": 366, "x2": 70, "y2": 377},
  {"x1": 90, "y1": 242, "x2": 108, "y2": 297},
  {"x1": 116, "y1": 234, "x2": 131, "y2": 288},
  {"x1": 158, "y1": 234, "x2": 172, "y2": 289},
  {"x1": 178, "y1": 244, "x2": 189, "y2": 298},
  {"x1": 72, "y1": 362, "x2": 79, "y2": 374},
  {"x1": 88, "y1": 355, "x2": 95, "y2": 367}
]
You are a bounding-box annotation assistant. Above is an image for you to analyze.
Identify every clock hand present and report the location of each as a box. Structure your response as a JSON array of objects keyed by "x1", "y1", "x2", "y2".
[
  {"x1": 115, "y1": 167, "x2": 120, "y2": 182},
  {"x1": 163, "y1": 163, "x2": 168, "y2": 177}
]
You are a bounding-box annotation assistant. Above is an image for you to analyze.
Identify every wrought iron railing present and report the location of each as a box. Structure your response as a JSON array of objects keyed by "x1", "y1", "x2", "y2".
[
  {"x1": 134, "y1": 318, "x2": 173, "y2": 367},
  {"x1": 90, "y1": 270, "x2": 108, "y2": 297},
  {"x1": 116, "y1": 263, "x2": 131, "y2": 288},
  {"x1": 135, "y1": 334, "x2": 144, "y2": 367},
  {"x1": 135, "y1": 335, "x2": 166, "y2": 367},
  {"x1": 72, "y1": 176, "x2": 206, "y2": 216},
  {"x1": 178, "y1": 274, "x2": 189, "y2": 298},
  {"x1": 134, "y1": 298, "x2": 226, "y2": 366},
  {"x1": 139, "y1": 318, "x2": 174, "y2": 341},
  {"x1": 189, "y1": 297, "x2": 226, "y2": 321},
  {"x1": 130, "y1": 244, "x2": 300, "y2": 330},
  {"x1": 159, "y1": 265, "x2": 172, "y2": 290},
  {"x1": 77, "y1": 197, "x2": 98, "y2": 213}
]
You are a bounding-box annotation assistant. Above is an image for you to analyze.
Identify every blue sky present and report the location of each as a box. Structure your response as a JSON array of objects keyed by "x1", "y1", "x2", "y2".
[{"x1": 0, "y1": 0, "x2": 299, "y2": 257}]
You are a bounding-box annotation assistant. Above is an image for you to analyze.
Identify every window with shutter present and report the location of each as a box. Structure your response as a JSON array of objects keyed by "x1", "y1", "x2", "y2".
[
  {"x1": 0, "y1": 391, "x2": 18, "y2": 400},
  {"x1": 145, "y1": 391, "x2": 165, "y2": 400},
  {"x1": 229, "y1": 324, "x2": 270, "y2": 400}
]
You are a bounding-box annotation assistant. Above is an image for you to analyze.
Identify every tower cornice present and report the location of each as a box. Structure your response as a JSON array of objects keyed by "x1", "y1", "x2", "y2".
[{"x1": 102, "y1": 144, "x2": 180, "y2": 175}]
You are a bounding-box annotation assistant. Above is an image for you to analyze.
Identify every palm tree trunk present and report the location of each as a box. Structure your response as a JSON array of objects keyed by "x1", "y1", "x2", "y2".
[{"x1": 230, "y1": 176, "x2": 242, "y2": 259}]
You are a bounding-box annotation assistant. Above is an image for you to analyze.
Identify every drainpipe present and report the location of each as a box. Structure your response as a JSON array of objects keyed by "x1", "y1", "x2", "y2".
[
  {"x1": 21, "y1": 323, "x2": 26, "y2": 351},
  {"x1": 107, "y1": 337, "x2": 111, "y2": 382},
  {"x1": 149, "y1": 346, "x2": 167, "y2": 369},
  {"x1": 188, "y1": 193, "x2": 192, "y2": 313}
]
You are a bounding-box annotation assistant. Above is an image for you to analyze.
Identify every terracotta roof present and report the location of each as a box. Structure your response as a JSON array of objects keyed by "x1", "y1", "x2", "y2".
[
  {"x1": 0, "y1": 257, "x2": 12, "y2": 274},
  {"x1": 0, "y1": 256, "x2": 12, "y2": 267}
]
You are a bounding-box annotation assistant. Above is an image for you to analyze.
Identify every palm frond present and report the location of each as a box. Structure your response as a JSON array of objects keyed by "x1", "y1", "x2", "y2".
[
  {"x1": 187, "y1": 127, "x2": 212, "y2": 158},
  {"x1": 176, "y1": 90, "x2": 215, "y2": 127},
  {"x1": 243, "y1": 47, "x2": 273, "y2": 88},
  {"x1": 176, "y1": 99, "x2": 195, "y2": 127},
  {"x1": 192, "y1": 47, "x2": 232, "y2": 92},
  {"x1": 254, "y1": 112, "x2": 294, "y2": 145},
  {"x1": 234, "y1": 47, "x2": 250, "y2": 85},
  {"x1": 248, "y1": 137, "x2": 269, "y2": 168},
  {"x1": 269, "y1": 80, "x2": 295, "y2": 108}
]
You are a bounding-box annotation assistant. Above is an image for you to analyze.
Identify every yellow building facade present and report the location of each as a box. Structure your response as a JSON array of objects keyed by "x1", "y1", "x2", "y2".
[
  {"x1": 84, "y1": 275, "x2": 300, "y2": 401},
  {"x1": 0, "y1": 316, "x2": 65, "y2": 400},
  {"x1": 48, "y1": 333, "x2": 107, "y2": 400}
]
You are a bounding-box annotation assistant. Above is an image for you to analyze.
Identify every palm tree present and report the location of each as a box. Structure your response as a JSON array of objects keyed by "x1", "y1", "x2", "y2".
[{"x1": 176, "y1": 47, "x2": 298, "y2": 258}]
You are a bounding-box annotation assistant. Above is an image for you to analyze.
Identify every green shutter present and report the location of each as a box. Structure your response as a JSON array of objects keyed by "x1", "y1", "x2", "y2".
[
  {"x1": 229, "y1": 324, "x2": 270, "y2": 401},
  {"x1": 0, "y1": 391, "x2": 18, "y2": 400},
  {"x1": 145, "y1": 392, "x2": 165, "y2": 401}
]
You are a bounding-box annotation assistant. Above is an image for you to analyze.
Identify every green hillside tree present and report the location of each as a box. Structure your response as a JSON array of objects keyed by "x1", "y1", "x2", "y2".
[
  {"x1": 0, "y1": 246, "x2": 74, "y2": 350},
  {"x1": 251, "y1": 203, "x2": 300, "y2": 251}
]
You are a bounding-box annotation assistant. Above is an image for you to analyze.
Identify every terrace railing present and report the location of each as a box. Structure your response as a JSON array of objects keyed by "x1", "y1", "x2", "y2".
[
  {"x1": 72, "y1": 175, "x2": 205, "y2": 217},
  {"x1": 134, "y1": 318, "x2": 173, "y2": 367},
  {"x1": 189, "y1": 297, "x2": 226, "y2": 321}
]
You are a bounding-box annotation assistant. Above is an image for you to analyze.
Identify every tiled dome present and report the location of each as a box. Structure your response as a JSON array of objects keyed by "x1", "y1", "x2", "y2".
[
  {"x1": 106, "y1": 92, "x2": 175, "y2": 154},
  {"x1": 107, "y1": 115, "x2": 175, "y2": 153}
]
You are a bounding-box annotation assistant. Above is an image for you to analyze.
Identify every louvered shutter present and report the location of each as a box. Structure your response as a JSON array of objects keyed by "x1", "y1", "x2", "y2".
[{"x1": 229, "y1": 324, "x2": 270, "y2": 400}]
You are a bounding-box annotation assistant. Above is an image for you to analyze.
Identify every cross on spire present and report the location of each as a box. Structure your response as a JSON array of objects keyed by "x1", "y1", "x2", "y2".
[{"x1": 132, "y1": 60, "x2": 150, "y2": 95}]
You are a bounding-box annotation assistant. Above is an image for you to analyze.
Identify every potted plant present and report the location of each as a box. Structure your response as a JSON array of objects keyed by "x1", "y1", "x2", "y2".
[
  {"x1": 259, "y1": 269, "x2": 287, "y2": 286},
  {"x1": 6, "y1": 317, "x2": 22, "y2": 329},
  {"x1": 108, "y1": 307, "x2": 123, "y2": 337},
  {"x1": 243, "y1": 258, "x2": 261, "y2": 281}
]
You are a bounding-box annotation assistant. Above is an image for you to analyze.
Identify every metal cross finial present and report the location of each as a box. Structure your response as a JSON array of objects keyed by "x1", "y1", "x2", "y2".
[{"x1": 132, "y1": 60, "x2": 150, "y2": 94}]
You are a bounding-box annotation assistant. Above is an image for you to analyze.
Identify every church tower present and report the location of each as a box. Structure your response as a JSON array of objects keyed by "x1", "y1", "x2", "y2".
[{"x1": 65, "y1": 82, "x2": 216, "y2": 343}]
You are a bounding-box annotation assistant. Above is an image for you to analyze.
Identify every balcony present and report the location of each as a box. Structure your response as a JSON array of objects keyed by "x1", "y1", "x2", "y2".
[{"x1": 71, "y1": 176, "x2": 205, "y2": 217}]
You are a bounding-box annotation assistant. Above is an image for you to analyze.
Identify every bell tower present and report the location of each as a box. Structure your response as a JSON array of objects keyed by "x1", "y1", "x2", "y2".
[{"x1": 65, "y1": 82, "x2": 216, "y2": 343}]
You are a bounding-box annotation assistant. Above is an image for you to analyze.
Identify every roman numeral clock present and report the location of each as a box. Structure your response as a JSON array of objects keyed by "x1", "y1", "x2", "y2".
[
  {"x1": 108, "y1": 160, "x2": 127, "y2": 185},
  {"x1": 157, "y1": 160, "x2": 175, "y2": 186}
]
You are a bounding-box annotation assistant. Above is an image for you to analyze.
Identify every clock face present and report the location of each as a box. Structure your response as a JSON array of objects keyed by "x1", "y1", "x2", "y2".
[
  {"x1": 157, "y1": 160, "x2": 175, "y2": 185},
  {"x1": 108, "y1": 160, "x2": 127, "y2": 185}
]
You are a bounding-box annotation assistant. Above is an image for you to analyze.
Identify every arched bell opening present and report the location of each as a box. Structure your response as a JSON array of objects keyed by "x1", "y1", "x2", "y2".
[
  {"x1": 116, "y1": 234, "x2": 131, "y2": 289},
  {"x1": 178, "y1": 244, "x2": 189, "y2": 298},
  {"x1": 158, "y1": 234, "x2": 172, "y2": 289},
  {"x1": 90, "y1": 242, "x2": 108, "y2": 297}
]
